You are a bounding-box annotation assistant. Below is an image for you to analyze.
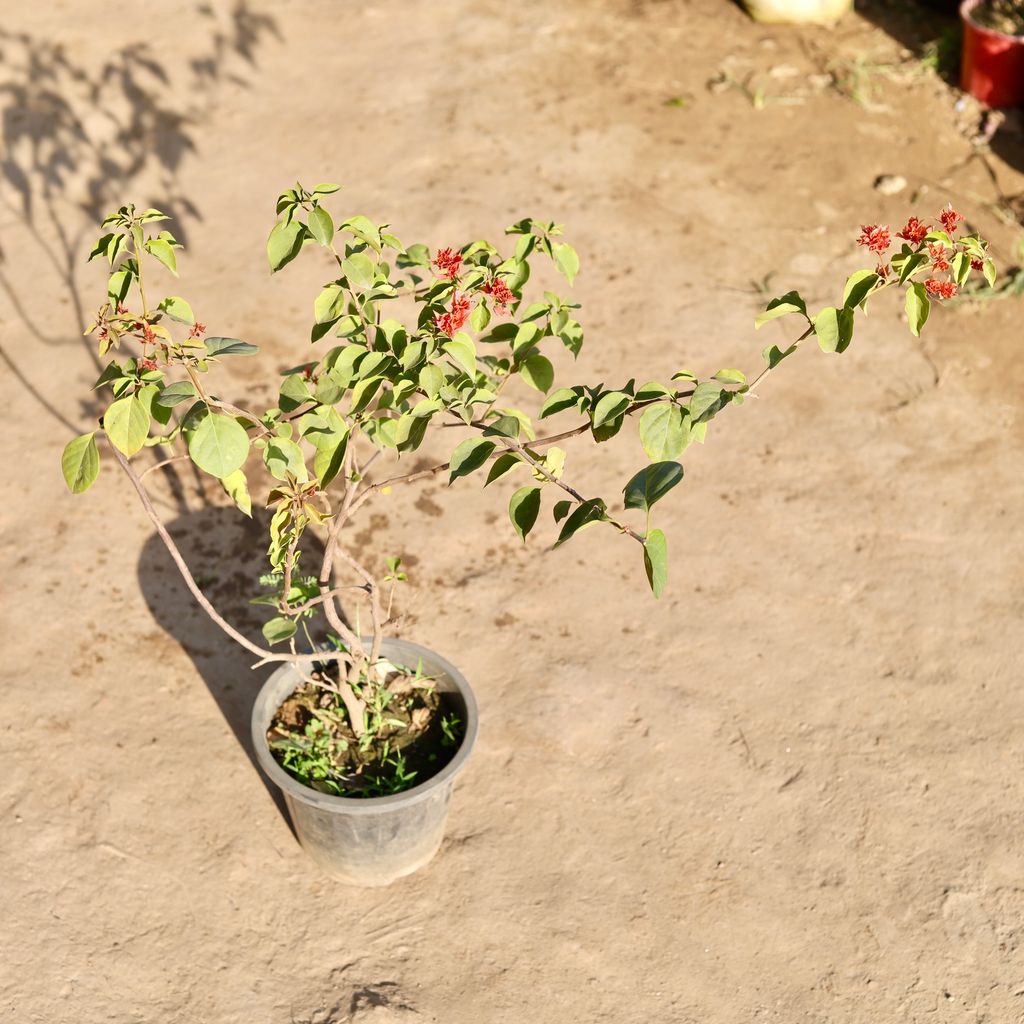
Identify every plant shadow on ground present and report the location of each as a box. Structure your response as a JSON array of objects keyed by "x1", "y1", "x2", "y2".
[
  {"x1": 0, "y1": 2, "x2": 279, "y2": 433},
  {"x1": 136, "y1": 498, "x2": 328, "y2": 835}
]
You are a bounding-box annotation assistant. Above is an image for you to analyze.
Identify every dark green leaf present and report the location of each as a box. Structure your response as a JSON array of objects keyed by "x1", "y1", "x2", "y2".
[
  {"x1": 755, "y1": 291, "x2": 806, "y2": 329},
  {"x1": 449, "y1": 438, "x2": 496, "y2": 483},
  {"x1": 485, "y1": 452, "x2": 520, "y2": 486},
  {"x1": 623, "y1": 462, "x2": 683, "y2": 512},
  {"x1": 520, "y1": 354, "x2": 554, "y2": 393},
  {"x1": 842, "y1": 270, "x2": 879, "y2": 310},
  {"x1": 554, "y1": 498, "x2": 607, "y2": 548},
  {"x1": 262, "y1": 616, "x2": 297, "y2": 645},
  {"x1": 204, "y1": 336, "x2": 258, "y2": 357},
  {"x1": 592, "y1": 391, "x2": 630, "y2": 429},
  {"x1": 508, "y1": 486, "x2": 542, "y2": 542}
]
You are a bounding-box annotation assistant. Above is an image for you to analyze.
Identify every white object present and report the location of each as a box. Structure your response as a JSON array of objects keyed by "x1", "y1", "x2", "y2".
[{"x1": 742, "y1": 0, "x2": 853, "y2": 24}]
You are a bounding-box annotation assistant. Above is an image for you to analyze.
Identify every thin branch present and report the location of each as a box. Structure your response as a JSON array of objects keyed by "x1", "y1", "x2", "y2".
[
  {"x1": 108, "y1": 442, "x2": 355, "y2": 668},
  {"x1": 139, "y1": 454, "x2": 190, "y2": 481}
]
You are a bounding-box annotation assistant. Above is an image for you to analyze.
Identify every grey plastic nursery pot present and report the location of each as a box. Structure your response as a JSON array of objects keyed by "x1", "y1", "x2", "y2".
[{"x1": 252, "y1": 637, "x2": 478, "y2": 886}]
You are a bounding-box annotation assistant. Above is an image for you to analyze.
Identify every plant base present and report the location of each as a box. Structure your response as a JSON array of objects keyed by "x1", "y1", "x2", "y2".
[{"x1": 252, "y1": 638, "x2": 478, "y2": 886}]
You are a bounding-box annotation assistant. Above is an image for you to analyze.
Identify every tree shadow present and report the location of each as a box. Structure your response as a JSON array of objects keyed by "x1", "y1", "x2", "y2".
[
  {"x1": 0, "y1": 1, "x2": 280, "y2": 434},
  {"x1": 136, "y1": 499, "x2": 321, "y2": 832}
]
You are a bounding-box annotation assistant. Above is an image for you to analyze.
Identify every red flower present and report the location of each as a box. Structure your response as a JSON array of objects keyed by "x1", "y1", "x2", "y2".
[
  {"x1": 876, "y1": 262, "x2": 891, "y2": 279},
  {"x1": 143, "y1": 325, "x2": 157, "y2": 344},
  {"x1": 189, "y1": 321, "x2": 207, "y2": 339},
  {"x1": 896, "y1": 217, "x2": 930, "y2": 245},
  {"x1": 970, "y1": 257, "x2": 984, "y2": 271},
  {"x1": 116, "y1": 303, "x2": 128, "y2": 315},
  {"x1": 433, "y1": 292, "x2": 471, "y2": 336},
  {"x1": 432, "y1": 248, "x2": 463, "y2": 281},
  {"x1": 483, "y1": 277, "x2": 515, "y2": 311},
  {"x1": 924, "y1": 278, "x2": 957, "y2": 299},
  {"x1": 939, "y1": 204, "x2": 963, "y2": 235},
  {"x1": 138, "y1": 358, "x2": 158, "y2": 372},
  {"x1": 928, "y1": 243, "x2": 951, "y2": 272},
  {"x1": 857, "y1": 224, "x2": 891, "y2": 254}
]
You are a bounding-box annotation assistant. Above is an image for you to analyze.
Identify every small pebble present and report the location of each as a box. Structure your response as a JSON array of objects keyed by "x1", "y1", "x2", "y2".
[{"x1": 874, "y1": 174, "x2": 907, "y2": 196}]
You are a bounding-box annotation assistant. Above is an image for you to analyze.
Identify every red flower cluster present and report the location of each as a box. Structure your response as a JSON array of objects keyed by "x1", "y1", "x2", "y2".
[
  {"x1": 857, "y1": 224, "x2": 891, "y2": 254},
  {"x1": 897, "y1": 217, "x2": 930, "y2": 245},
  {"x1": 939, "y1": 204, "x2": 963, "y2": 235},
  {"x1": 142, "y1": 324, "x2": 157, "y2": 344},
  {"x1": 189, "y1": 321, "x2": 207, "y2": 338},
  {"x1": 928, "y1": 243, "x2": 951, "y2": 272},
  {"x1": 434, "y1": 292, "x2": 471, "y2": 336},
  {"x1": 482, "y1": 277, "x2": 515, "y2": 310},
  {"x1": 432, "y1": 248, "x2": 463, "y2": 280},
  {"x1": 138, "y1": 357, "x2": 158, "y2": 372},
  {"x1": 925, "y1": 278, "x2": 957, "y2": 300}
]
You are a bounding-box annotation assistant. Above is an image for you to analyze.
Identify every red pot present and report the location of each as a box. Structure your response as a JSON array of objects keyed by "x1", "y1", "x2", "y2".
[{"x1": 960, "y1": 0, "x2": 1024, "y2": 108}]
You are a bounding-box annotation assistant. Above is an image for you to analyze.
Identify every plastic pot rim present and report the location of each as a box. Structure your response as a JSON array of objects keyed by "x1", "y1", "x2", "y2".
[
  {"x1": 251, "y1": 636, "x2": 479, "y2": 816},
  {"x1": 961, "y1": 0, "x2": 1024, "y2": 42}
]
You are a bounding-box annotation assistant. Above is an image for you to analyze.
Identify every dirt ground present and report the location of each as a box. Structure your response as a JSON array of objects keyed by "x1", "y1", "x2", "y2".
[{"x1": 3, "y1": 0, "x2": 1024, "y2": 1021}]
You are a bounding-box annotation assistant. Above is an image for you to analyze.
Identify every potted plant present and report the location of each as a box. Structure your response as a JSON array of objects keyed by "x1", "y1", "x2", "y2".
[
  {"x1": 62, "y1": 191, "x2": 994, "y2": 885},
  {"x1": 740, "y1": 0, "x2": 853, "y2": 25},
  {"x1": 960, "y1": 0, "x2": 1024, "y2": 108}
]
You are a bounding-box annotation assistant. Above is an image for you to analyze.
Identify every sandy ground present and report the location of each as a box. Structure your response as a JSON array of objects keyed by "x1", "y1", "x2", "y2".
[{"x1": 3, "y1": 0, "x2": 1024, "y2": 1021}]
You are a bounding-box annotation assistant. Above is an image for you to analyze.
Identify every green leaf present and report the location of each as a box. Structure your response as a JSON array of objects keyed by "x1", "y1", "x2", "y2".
[
  {"x1": 145, "y1": 238, "x2": 178, "y2": 276},
  {"x1": 983, "y1": 258, "x2": 997, "y2": 288},
  {"x1": 540, "y1": 387, "x2": 581, "y2": 418},
  {"x1": 712, "y1": 368, "x2": 746, "y2": 385},
  {"x1": 592, "y1": 391, "x2": 630, "y2": 429},
  {"x1": 419, "y1": 363, "x2": 444, "y2": 398},
  {"x1": 554, "y1": 498, "x2": 607, "y2": 548},
  {"x1": 952, "y1": 251, "x2": 971, "y2": 287},
  {"x1": 341, "y1": 216, "x2": 382, "y2": 251},
  {"x1": 267, "y1": 219, "x2": 304, "y2": 273},
  {"x1": 511, "y1": 323, "x2": 541, "y2": 357},
  {"x1": 896, "y1": 250, "x2": 929, "y2": 285},
  {"x1": 262, "y1": 616, "x2": 297, "y2": 645},
  {"x1": 313, "y1": 434, "x2": 348, "y2": 488},
  {"x1": 469, "y1": 302, "x2": 491, "y2": 333},
  {"x1": 265, "y1": 437, "x2": 308, "y2": 482},
  {"x1": 688, "y1": 382, "x2": 724, "y2": 422},
  {"x1": 552, "y1": 242, "x2": 579, "y2": 284},
  {"x1": 342, "y1": 253, "x2": 375, "y2": 288},
  {"x1": 508, "y1": 486, "x2": 542, "y2": 542},
  {"x1": 199, "y1": 337, "x2": 256, "y2": 358},
  {"x1": 308, "y1": 205, "x2": 335, "y2": 246},
  {"x1": 312, "y1": 183, "x2": 341, "y2": 195},
  {"x1": 314, "y1": 284, "x2": 346, "y2": 325},
  {"x1": 158, "y1": 295, "x2": 195, "y2": 325},
  {"x1": 444, "y1": 333, "x2": 477, "y2": 377},
  {"x1": 623, "y1": 462, "x2": 683, "y2": 512},
  {"x1": 61, "y1": 432, "x2": 100, "y2": 493},
  {"x1": 553, "y1": 499, "x2": 572, "y2": 524},
  {"x1": 842, "y1": 270, "x2": 879, "y2": 310},
  {"x1": 905, "y1": 282, "x2": 930, "y2": 338},
  {"x1": 449, "y1": 438, "x2": 496, "y2": 483},
  {"x1": 755, "y1": 291, "x2": 806, "y2": 329},
  {"x1": 643, "y1": 529, "x2": 668, "y2": 598},
  {"x1": 107, "y1": 269, "x2": 132, "y2": 306},
  {"x1": 220, "y1": 469, "x2": 252, "y2": 516},
  {"x1": 279, "y1": 373, "x2": 314, "y2": 412},
  {"x1": 520, "y1": 354, "x2": 554, "y2": 393},
  {"x1": 762, "y1": 343, "x2": 795, "y2": 369},
  {"x1": 485, "y1": 452, "x2": 521, "y2": 486},
  {"x1": 104, "y1": 395, "x2": 150, "y2": 456},
  {"x1": 638, "y1": 403, "x2": 688, "y2": 461},
  {"x1": 814, "y1": 305, "x2": 855, "y2": 354},
  {"x1": 187, "y1": 410, "x2": 250, "y2": 477}
]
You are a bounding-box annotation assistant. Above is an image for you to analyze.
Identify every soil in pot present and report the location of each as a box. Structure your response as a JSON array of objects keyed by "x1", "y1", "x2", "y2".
[
  {"x1": 970, "y1": 0, "x2": 1024, "y2": 35},
  {"x1": 266, "y1": 662, "x2": 465, "y2": 798}
]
